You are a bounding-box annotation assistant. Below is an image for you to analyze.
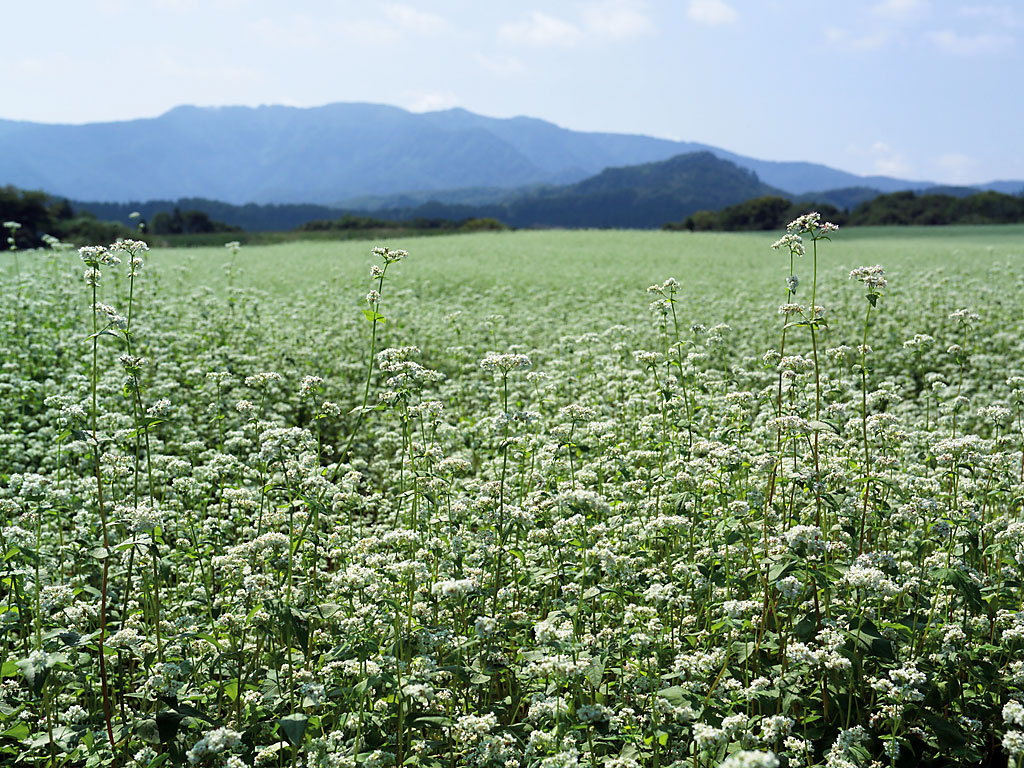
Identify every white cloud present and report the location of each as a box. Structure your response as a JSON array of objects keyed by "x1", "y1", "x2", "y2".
[
  {"x1": 870, "y1": 0, "x2": 926, "y2": 21},
  {"x1": 152, "y1": 0, "x2": 198, "y2": 10},
  {"x1": 499, "y1": 11, "x2": 584, "y2": 46},
  {"x1": 959, "y1": 5, "x2": 1017, "y2": 27},
  {"x1": 250, "y1": 15, "x2": 325, "y2": 50},
  {"x1": 498, "y1": 2, "x2": 653, "y2": 46},
  {"x1": 581, "y1": 0, "x2": 655, "y2": 41},
  {"x1": 404, "y1": 90, "x2": 459, "y2": 113},
  {"x1": 824, "y1": 26, "x2": 888, "y2": 52},
  {"x1": 14, "y1": 54, "x2": 74, "y2": 79},
  {"x1": 476, "y1": 53, "x2": 525, "y2": 75},
  {"x1": 687, "y1": 0, "x2": 738, "y2": 26},
  {"x1": 97, "y1": 0, "x2": 130, "y2": 12},
  {"x1": 383, "y1": 4, "x2": 448, "y2": 35},
  {"x1": 928, "y1": 29, "x2": 1013, "y2": 55},
  {"x1": 152, "y1": 49, "x2": 259, "y2": 85},
  {"x1": 935, "y1": 153, "x2": 976, "y2": 184},
  {"x1": 868, "y1": 141, "x2": 912, "y2": 177},
  {"x1": 848, "y1": 141, "x2": 914, "y2": 178}
]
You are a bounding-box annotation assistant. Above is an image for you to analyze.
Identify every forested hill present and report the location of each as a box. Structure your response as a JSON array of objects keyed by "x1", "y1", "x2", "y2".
[{"x1": 75, "y1": 152, "x2": 784, "y2": 231}]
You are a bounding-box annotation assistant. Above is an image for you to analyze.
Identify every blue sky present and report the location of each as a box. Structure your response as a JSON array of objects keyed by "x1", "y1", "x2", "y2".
[{"x1": 3, "y1": 0, "x2": 1020, "y2": 184}]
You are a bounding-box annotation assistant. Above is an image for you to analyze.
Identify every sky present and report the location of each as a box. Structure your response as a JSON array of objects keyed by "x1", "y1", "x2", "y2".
[{"x1": 3, "y1": 0, "x2": 1021, "y2": 185}]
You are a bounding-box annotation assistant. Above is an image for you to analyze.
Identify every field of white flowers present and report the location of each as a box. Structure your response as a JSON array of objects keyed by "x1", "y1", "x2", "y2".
[{"x1": 2, "y1": 222, "x2": 1024, "y2": 768}]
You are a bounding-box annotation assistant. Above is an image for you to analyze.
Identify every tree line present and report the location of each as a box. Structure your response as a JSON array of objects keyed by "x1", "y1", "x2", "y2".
[
  {"x1": 0, "y1": 187, "x2": 243, "y2": 250},
  {"x1": 666, "y1": 190, "x2": 1024, "y2": 231},
  {"x1": 0, "y1": 186, "x2": 132, "y2": 250}
]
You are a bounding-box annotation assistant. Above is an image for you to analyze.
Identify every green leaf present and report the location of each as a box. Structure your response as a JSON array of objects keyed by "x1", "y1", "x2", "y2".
[
  {"x1": 412, "y1": 716, "x2": 451, "y2": 728},
  {"x1": 135, "y1": 718, "x2": 162, "y2": 746},
  {"x1": 314, "y1": 603, "x2": 343, "y2": 619},
  {"x1": 807, "y1": 419, "x2": 840, "y2": 435},
  {"x1": 348, "y1": 404, "x2": 384, "y2": 415},
  {"x1": 732, "y1": 640, "x2": 756, "y2": 662},
  {"x1": 922, "y1": 711, "x2": 967, "y2": 749},
  {"x1": 0, "y1": 722, "x2": 29, "y2": 740},
  {"x1": 124, "y1": 419, "x2": 164, "y2": 439},
  {"x1": 159, "y1": 698, "x2": 219, "y2": 726},
  {"x1": 848, "y1": 616, "x2": 894, "y2": 660},
  {"x1": 155, "y1": 710, "x2": 183, "y2": 744},
  {"x1": 362, "y1": 309, "x2": 386, "y2": 324},
  {"x1": 279, "y1": 713, "x2": 308, "y2": 746},
  {"x1": 934, "y1": 568, "x2": 985, "y2": 613},
  {"x1": 768, "y1": 557, "x2": 796, "y2": 582},
  {"x1": 657, "y1": 686, "x2": 695, "y2": 708}
]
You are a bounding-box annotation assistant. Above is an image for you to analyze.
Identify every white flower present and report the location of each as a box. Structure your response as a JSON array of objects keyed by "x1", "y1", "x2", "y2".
[
  {"x1": 1004, "y1": 700, "x2": 1024, "y2": 727},
  {"x1": 720, "y1": 750, "x2": 779, "y2": 768},
  {"x1": 186, "y1": 727, "x2": 241, "y2": 764}
]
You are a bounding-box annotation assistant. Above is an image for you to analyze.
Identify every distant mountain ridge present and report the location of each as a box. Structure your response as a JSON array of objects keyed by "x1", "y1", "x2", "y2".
[
  {"x1": 1, "y1": 102, "x2": 1019, "y2": 205},
  {"x1": 74, "y1": 151, "x2": 783, "y2": 230}
]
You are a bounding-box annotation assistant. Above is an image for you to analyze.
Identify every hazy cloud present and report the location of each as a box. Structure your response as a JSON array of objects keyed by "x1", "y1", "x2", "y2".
[
  {"x1": 384, "y1": 4, "x2": 448, "y2": 35},
  {"x1": 476, "y1": 53, "x2": 525, "y2": 75},
  {"x1": 935, "y1": 153, "x2": 976, "y2": 184},
  {"x1": 958, "y1": 5, "x2": 1016, "y2": 27},
  {"x1": 847, "y1": 141, "x2": 914, "y2": 178},
  {"x1": 96, "y1": 0, "x2": 130, "y2": 12},
  {"x1": 868, "y1": 141, "x2": 912, "y2": 177},
  {"x1": 499, "y1": 2, "x2": 653, "y2": 47},
  {"x1": 404, "y1": 90, "x2": 459, "y2": 113},
  {"x1": 11, "y1": 54, "x2": 76, "y2": 86},
  {"x1": 824, "y1": 26, "x2": 889, "y2": 52},
  {"x1": 152, "y1": 0, "x2": 199, "y2": 10},
  {"x1": 687, "y1": 0, "x2": 738, "y2": 26},
  {"x1": 581, "y1": 0, "x2": 655, "y2": 41},
  {"x1": 250, "y1": 15, "x2": 325, "y2": 50},
  {"x1": 928, "y1": 29, "x2": 1014, "y2": 55},
  {"x1": 499, "y1": 11, "x2": 584, "y2": 46},
  {"x1": 152, "y1": 49, "x2": 259, "y2": 86},
  {"x1": 870, "y1": 0, "x2": 927, "y2": 21}
]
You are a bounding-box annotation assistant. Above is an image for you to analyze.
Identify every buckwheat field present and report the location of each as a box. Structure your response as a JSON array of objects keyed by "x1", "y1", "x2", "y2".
[{"x1": 4, "y1": 221, "x2": 1024, "y2": 768}]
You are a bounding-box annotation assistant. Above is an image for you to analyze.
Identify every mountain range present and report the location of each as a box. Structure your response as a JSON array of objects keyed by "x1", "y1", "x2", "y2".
[{"x1": 2, "y1": 102, "x2": 1020, "y2": 207}]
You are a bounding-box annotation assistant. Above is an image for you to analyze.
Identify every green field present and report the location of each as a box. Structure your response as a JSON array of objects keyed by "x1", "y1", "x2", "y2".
[{"x1": 2, "y1": 224, "x2": 1024, "y2": 767}]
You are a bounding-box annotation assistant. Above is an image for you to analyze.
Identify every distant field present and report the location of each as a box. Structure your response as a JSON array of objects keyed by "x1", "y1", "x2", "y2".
[
  {"x1": 151, "y1": 223, "x2": 1024, "y2": 294},
  {"x1": 3, "y1": 223, "x2": 1024, "y2": 767},
  {"x1": 148, "y1": 225, "x2": 1024, "y2": 347}
]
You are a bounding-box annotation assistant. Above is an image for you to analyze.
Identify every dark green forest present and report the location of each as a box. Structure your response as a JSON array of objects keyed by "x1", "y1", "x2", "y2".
[{"x1": 668, "y1": 190, "x2": 1024, "y2": 231}]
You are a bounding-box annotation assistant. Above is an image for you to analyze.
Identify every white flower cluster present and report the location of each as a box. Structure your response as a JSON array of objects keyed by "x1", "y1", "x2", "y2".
[{"x1": 186, "y1": 726, "x2": 241, "y2": 764}]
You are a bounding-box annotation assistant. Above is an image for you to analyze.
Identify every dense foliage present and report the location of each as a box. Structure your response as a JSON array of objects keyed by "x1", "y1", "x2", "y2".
[
  {"x1": 298, "y1": 216, "x2": 507, "y2": 233},
  {"x1": 1, "y1": 226, "x2": 1024, "y2": 768},
  {"x1": 671, "y1": 190, "x2": 1024, "y2": 231},
  {"x1": 665, "y1": 198, "x2": 843, "y2": 233},
  {"x1": 0, "y1": 186, "x2": 131, "y2": 250},
  {"x1": 148, "y1": 208, "x2": 241, "y2": 236},
  {"x1": 77, "y1": 199, "x2": 347, "y2": 234}
]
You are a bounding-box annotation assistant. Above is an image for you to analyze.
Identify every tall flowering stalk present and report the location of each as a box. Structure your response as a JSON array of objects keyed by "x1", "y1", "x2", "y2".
[
  {"x1": 480, "y1": 351, "x2": 531, "y2": 614},
  {"x1": 849, "y1": 265, "x2": 887, "y2": 554},
  {"x1": 339, "y1": 247, "x2": 407, "y2": 464},
  {"x1": 4, "y1": 220, "x2": 21, "y2": 289},
  {"x1": 769, "y1": 216, "x2": 837, "y2": 531},
  {"x1": 79, "y1": 245, "x2": 120, "y2": 748}
]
